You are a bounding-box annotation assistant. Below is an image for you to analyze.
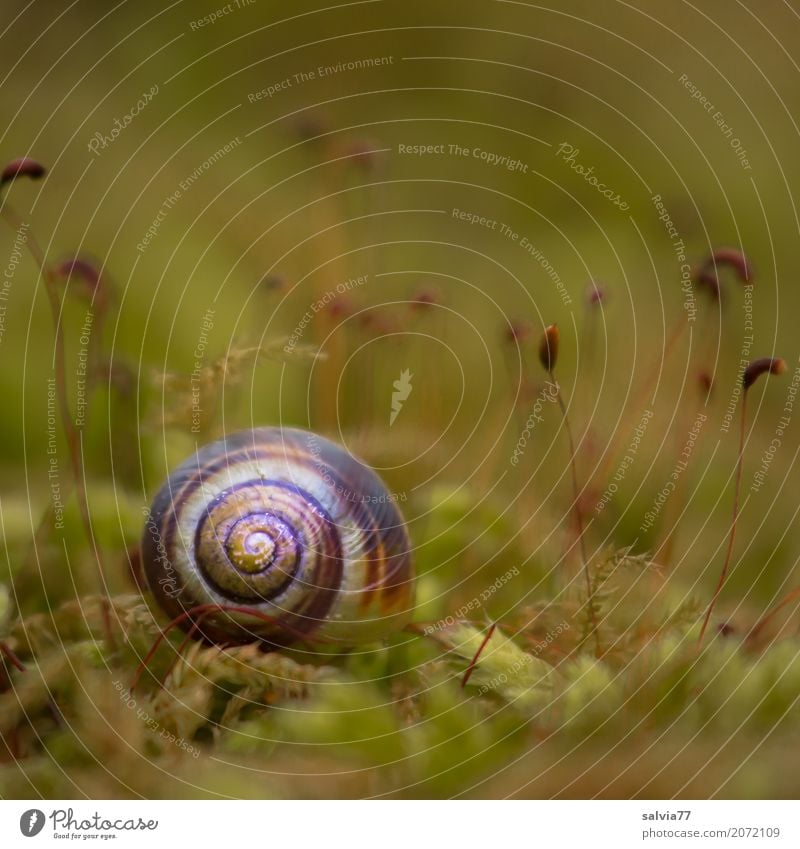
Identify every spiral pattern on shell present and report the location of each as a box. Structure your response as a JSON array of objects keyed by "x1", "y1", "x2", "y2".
[{"x1": 141, "y1": 427, "x2": 414, "y2": 645}]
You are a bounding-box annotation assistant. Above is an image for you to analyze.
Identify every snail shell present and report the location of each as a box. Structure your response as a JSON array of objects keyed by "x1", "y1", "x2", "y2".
[{"x1": 141, "y1": 427, "x2": 414, "y2": 645}]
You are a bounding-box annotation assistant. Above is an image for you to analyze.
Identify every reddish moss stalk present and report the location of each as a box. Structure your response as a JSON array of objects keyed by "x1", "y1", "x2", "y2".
[
  {"x1": 697, "y1": 392, "x2": 747, "y2": 647},
  {"x1": 132, "y1": 603, "x2": 337, "y2": 692},
  {"x1": 745, "y1": 586, "x2": 800, "y2": 649},
  {"x1": 461, "y1": 623, "x2": 497, "y2": 688},
  {"x1": 539, "y1": 325, "x2": 599, "y2": 655},
  {"x1": 698, "y1": 357, "x2": 786, "y2": 647},
  {"x1": 551, "y1": 376, "x2": 599, "y2": 654},
  {"x1": 0, "y1": 641, "x2": 26, "y2": 672},
  {"x1": 0, "y1": 201, "x2": 114, "y2": 648}
]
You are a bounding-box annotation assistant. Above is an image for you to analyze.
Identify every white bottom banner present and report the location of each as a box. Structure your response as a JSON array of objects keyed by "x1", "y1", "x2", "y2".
[{"x1": 0, "y1": 800, "x2": 796, "y2": 847}]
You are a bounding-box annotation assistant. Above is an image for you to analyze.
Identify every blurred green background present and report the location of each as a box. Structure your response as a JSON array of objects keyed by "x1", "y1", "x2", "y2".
[{"x1": 2, "y1": 0, "x2": 800, "y2": 799}]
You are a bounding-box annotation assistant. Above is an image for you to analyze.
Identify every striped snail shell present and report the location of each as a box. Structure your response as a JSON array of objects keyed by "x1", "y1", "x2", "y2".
[{"x1": 141, "y1": 427, "x2": 414, "y2": 645}]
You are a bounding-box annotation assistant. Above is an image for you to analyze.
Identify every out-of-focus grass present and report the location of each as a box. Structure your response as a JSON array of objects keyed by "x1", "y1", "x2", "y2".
[{"x1": 1, "y1": 0, "x2": 800, "y2": 798}]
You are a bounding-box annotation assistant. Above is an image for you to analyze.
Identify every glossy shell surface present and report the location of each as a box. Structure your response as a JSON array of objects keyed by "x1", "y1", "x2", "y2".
[{"x1": 142, "y1": 427, "x2": 414, "y2": 644}]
